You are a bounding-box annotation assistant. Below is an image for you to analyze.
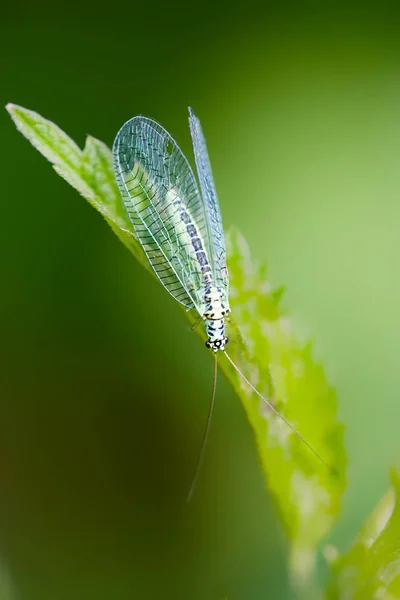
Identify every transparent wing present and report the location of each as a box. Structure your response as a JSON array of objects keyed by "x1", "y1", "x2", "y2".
[
  {"x1": 188, "y1": 108, "x2": 229, "y2": 295},
  {"x1": 112, "y1": 116, "x2": 208, "y2": 311}
]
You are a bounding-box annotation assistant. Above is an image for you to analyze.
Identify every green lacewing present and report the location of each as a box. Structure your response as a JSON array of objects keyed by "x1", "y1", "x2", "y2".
[{"x1": 112, "y1": 109, "x2": 330, "y2": 498}]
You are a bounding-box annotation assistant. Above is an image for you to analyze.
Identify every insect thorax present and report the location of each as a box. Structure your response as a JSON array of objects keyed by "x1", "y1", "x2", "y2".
[{"x1": 203, "y1": 284, "x2": 229, "y2": 352}]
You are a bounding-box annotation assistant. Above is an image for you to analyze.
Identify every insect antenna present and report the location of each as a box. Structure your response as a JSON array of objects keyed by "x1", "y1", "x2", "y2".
[
  {"x1": 187, "y1": 352, "x2": 218, "y2": 502},
  {"x1": 223, "y1": 351, "x2": 335, "y2": 473}
]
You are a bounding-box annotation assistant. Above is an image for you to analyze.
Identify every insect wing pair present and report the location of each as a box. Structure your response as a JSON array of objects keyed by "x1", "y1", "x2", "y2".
[{"x1": 112, "y1": 108, "x2": 230, "y2": 350}]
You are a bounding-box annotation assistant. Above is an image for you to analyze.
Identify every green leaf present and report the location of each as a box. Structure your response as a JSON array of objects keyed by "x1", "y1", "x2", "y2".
[
  {"x1": 6, "y1": 103, "x2": 93, "y2": 201},
  {"x1": 6, "y1": 104, "x2": 150, "y2": 273},
  {"x1": 220, "y1": 230, "x2": 347, "y2": 592},
  {"x1": 327, "y1": 469, "x2": 400, "y2": 600},
  {"x1": 7, "y1": 104, "x2": 347, "y2": 592}
]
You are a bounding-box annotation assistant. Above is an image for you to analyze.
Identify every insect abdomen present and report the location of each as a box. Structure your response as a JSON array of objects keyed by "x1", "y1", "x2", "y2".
[{"x1": 165, "y1": 190, "x2": 213, "y2": 284}]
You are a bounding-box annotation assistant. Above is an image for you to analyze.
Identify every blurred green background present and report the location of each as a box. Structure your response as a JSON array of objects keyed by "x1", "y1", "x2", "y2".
[{"x1": 2, "y1": 1, "x2": 400, "y2": 598}]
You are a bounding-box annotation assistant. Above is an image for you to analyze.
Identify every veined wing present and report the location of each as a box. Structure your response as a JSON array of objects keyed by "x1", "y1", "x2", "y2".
[
  {"x1": 188, "y1": 108, "x2": 229, "y2": 296},
  {"x1": 112, "y1": 116, "x2": 208, "y2": 311}
]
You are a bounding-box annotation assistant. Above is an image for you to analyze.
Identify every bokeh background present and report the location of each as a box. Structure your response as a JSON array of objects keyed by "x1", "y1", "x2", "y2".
[{"x1": 2, "y1": 1, "x2": 400, "y2": 598}]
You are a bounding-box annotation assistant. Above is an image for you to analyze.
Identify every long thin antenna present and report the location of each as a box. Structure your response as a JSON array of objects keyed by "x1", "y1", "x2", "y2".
[
  {"x1": 187, "y1": 352, "x2": 218, "y2": 502},
  {"x1": 223, "y1": 351, "x2": 334, "y2": 472}
]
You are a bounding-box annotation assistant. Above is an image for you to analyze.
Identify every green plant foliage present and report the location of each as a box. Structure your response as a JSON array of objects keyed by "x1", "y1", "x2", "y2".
[
  {"x1": 6, "y1": 104, "x2": 150, "y2": 272},
  {"x1": 221, "y1": 231, "x2": 346, "y2": 587},
  {"x1": 6, "y1": 104, "x2": 347, "y2": 591},
  {"x1": 327, "y1": 469, "x2": 400, "y2": 599}
]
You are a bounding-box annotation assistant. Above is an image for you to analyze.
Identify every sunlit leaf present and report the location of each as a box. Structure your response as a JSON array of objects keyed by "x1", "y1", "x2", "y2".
[
  {"x1": 220, "y1": 229, "x2": 346, "y2": 589},
  {"x1": 6, "y1": 104, "x2": 150, "y2": 273},
  {"x1": 327, "y1": 468, "x2": 400, "y2": 600},
  {"x1": 6, "y1": 103, "x2": 93, "y2": 201},
  {"x1": 7, "y1": 104, "x2": 347, "y2": 592}
]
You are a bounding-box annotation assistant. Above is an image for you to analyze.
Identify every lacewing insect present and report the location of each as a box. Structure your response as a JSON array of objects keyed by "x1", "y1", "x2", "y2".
[{"x1": 112, "y1": 108, "x2": 330, "y2": 499}]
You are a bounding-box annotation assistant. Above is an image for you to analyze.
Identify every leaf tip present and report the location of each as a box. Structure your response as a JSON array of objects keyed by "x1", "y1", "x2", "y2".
[
  {"x1": 5, "y1": 103, "x2": 18, "y2": 115},
  {"x1": 5, "y1": 103, "x2": 26, "y2": 125}
]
